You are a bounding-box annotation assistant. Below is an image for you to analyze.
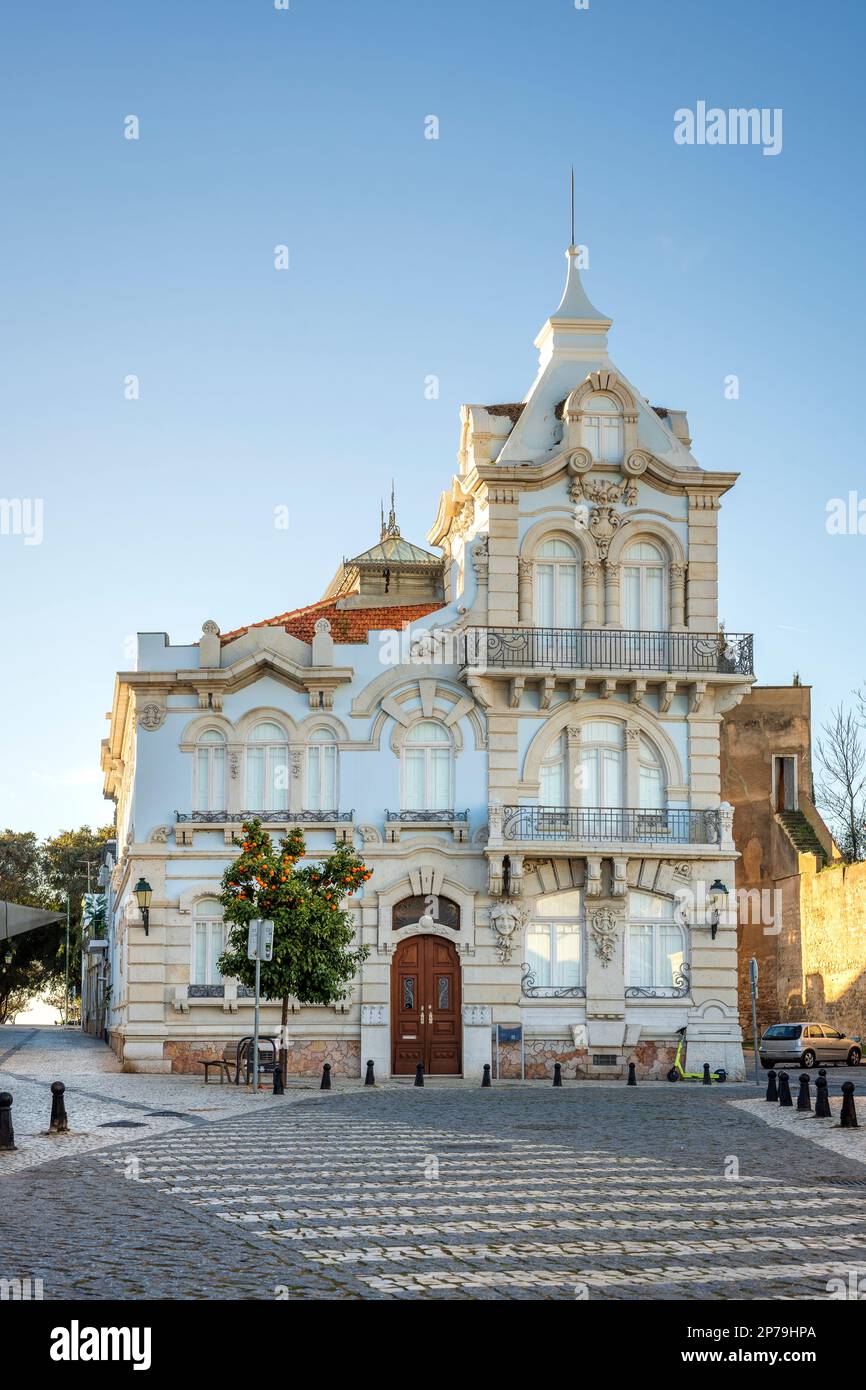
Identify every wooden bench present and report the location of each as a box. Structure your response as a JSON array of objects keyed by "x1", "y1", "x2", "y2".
[{"x1": 200, "y1": 1044, "x2": 237, "y2": 1084}]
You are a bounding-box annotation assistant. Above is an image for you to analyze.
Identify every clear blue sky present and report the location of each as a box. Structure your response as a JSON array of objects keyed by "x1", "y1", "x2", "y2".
[{"x1": 2, "y1": 0, "x2": 864, "y2": 838}]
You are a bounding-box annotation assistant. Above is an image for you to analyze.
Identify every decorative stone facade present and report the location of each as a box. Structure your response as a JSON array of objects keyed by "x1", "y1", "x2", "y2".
[{"x1": 99, "y1": 241, "x2": 751, "y2": 1081}]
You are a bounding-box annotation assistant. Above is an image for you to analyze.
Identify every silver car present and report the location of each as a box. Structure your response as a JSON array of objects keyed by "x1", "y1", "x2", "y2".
[{"x1": 759, "y1": 1022, "x2": 862, "y2": 1069}]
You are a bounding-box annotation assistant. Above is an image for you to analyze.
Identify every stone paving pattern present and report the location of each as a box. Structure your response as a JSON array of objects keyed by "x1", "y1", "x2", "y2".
[{"x1": 3, "y1": 1027, "x2": 866, "y2": 1300}]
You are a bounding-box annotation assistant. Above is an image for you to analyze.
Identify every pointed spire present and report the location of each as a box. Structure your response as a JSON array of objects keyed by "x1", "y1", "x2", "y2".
[
  {"x1": 534, "y1": 236, "x2": 612, "y2": 368},
  {"x1": 380, "y1": 482, "x2": 401, "y2": 540},
  {"x1": 551, "y1": 244, "x2": 609, "y2": 322}
]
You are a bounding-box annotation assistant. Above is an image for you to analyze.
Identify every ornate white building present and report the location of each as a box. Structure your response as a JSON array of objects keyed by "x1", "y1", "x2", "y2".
[{"x1": 100, "y1": 244, "x2": 753, "y2": 1080}]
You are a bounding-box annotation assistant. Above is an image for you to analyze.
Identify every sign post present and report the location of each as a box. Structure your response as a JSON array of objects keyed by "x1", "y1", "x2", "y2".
[
  {"x1": 247, "y1": 919, "x2": 274, "y2": 1090},
  {"x1": 749, "y1": 956, "x2": 760, "y2": 1086}
]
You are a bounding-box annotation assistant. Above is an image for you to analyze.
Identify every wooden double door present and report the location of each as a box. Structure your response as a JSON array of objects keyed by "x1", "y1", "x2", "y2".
[{"x1": 391, "y1": 935, "x2": 461, "y2": 1075}]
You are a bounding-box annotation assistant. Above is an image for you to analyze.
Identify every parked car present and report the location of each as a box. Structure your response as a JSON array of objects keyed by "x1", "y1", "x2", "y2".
[{"x1": 759, "y1": 1022, "x2": 862, "y2": 1069}]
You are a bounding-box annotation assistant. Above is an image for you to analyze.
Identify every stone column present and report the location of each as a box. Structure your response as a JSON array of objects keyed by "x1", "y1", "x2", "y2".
[
  {"x1": 685, "y1": 493, "x2": 720, "y2": 630},
  {"x1": 565, "y1": 725, "x2": 582, "y2": 807},
  {"x1": 487, "y1": 486, "x2": 520, "y2": 627},
  {"x1": 584, "y1": 901, "x2": 627, "y2": 1055},
  {"x1": 582, "y1": 560, "x2": 602, "y2": 628},
  {"x1": 624, "y1": 725, "x2": 640, "y2": 805},
  {"x1": 517, "y1": 559, "x2": 533, "y2": 624},
  {"x1": 670, "y1": 563, "x2": 687, "y2": 630},
  {"x1": 603, "y1": 561, "x2": 622, "y2": 628}
]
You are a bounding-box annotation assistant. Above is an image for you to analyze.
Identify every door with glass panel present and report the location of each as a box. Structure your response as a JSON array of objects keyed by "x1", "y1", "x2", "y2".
[
  {"x1": 391, "y1": 935, "x2": 461, "y2": 1074},
  {"x1": 533, "y1": 538, "x2": 580, "y2": 664},
  {"x1": 306, "y1": 728, "x2": 338, "y2": 812},
  {"x1": 402, "y1": 721, "x2": 451, "y2": 812},
  {"x1": 621, "y1": 540, "x2": 667, "y2": 669},
  {"x1": 578, "y1": 721, "x2": 625, "y2": 838},
  {"x1": 245, "y1": 722, "x2": 289, "y2": 812}
]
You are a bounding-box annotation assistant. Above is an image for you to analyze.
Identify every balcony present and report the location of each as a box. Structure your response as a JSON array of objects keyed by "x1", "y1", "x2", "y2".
[
  {"x1": 460, "y1": 628, "x2": 754, "y2": 677},
  {"x1": 174, "y1": 809, "x2": 355, "y2": 845},
  {"x1": 384, "y1": 809, "x2": 470, "y2": 843},
  {"x1": 497, "y1": 805, "x2": 721, "y2": 846}
]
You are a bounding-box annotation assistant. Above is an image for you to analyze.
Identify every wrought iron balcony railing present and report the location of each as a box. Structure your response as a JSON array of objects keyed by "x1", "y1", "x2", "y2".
[
  {"x1": 461, "y1": 627, "x2": 754, "y2": 676},
  {"x1": 176, "y1": 810, "x2": 354, "y2": 823},
  {"x1": 385, "y1": 809, "x2": 469, "y2": 824},
  {"x1": 500, "y1": 805, "x2": 721, "y2": 845}
]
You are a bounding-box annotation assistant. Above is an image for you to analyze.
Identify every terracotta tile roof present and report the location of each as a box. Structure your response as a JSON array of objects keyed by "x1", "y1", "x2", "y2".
[{"x1": 220, "y1": 597, "x2": 446, "y2": 646}]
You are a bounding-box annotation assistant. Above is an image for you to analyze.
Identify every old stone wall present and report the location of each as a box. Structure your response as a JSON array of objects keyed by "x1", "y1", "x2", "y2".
[{"x1": 778, "y1": 858, "x2": 866, "y2": 1037}]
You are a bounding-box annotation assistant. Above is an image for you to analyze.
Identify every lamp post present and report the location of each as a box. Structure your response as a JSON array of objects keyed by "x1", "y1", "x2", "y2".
[
  {"x1": 134, "y1": 879, "x2": 153, "y2": 935},
  {"x1": 707, "y1": 879, "x2": 729, "y2": 941}
]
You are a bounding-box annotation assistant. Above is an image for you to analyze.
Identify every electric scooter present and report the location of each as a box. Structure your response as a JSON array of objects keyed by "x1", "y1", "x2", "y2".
[{"x1": 666, "y1": 1027, "x2": 727, "y2": 1083}]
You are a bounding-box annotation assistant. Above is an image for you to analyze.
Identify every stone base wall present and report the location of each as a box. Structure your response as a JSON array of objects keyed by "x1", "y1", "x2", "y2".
[
  {"x1": 780, "y1": 858, "x2": 866, "y2": 1037},
  {"x1": 495, "y1": 1039, "x2": 677, "y2": 1080},
  {"x1": 163, "y1": 1038, "x2": 362, "y2": 1077}
]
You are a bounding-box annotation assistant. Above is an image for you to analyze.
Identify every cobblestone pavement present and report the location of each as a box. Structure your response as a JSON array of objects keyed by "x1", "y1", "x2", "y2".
[{"x1": 4, "y1": 1083, "x2": 866, "y2": 1301}]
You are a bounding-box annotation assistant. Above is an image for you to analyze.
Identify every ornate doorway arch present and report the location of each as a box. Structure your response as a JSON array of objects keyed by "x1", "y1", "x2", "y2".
[{"x1": 391, "y1": 935, "x2": 462, "y2": 1075}]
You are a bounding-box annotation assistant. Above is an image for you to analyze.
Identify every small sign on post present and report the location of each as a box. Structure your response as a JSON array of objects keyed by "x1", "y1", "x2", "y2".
[{"x1": 247, "y1": 920, "x2": 274, "y2": 1089}]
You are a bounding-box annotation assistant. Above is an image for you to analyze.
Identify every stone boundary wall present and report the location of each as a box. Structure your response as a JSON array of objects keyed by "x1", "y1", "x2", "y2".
[{"x1": 780, "y1": 858, "x2": 866, "y2": 1037}]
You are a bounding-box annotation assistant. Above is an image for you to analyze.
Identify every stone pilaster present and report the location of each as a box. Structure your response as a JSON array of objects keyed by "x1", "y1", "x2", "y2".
[
  {"x1": 582, "y1": 560, "x2": 602, "y2": 628},
  {"x1": 584, "y1": 900, "x2": 627, "y2": 1049},
  {"x1": 517, "y1": 558, "x2": 533, "y2": 624},
  {"x1": 685, "y1": 493, "x2": 719, "y2": 631},
  {"x1": 603, "y1": 561, "x2": 621, "y2": 628},
  {"x1": 486, "y1": 486, "x2": 520, "y2": 626}
]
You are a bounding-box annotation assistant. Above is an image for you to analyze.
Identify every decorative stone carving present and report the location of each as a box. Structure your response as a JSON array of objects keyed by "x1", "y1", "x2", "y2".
[
  {"x1": 589, "y1": 906, "x2": 619, "y2": 965},
  {"x1": 585, "y1": 855, "x2": 603, "y2": 898},
  {"x1": 611, "y1": 858, "x2": 628, "y2": 897},
  {"x1": 470, "y1": 534, "x2": 489, "y2": 580},
  {"x1": 569, "y1": 475, "x2": 638, "y2": 508},
  {"x1": 228, "y1": 750, "x2": 240, "y2": 780},
  {"x1": 587, "y1": 506, "x2": 623, "y2": 559},
  {"x1": 565, "y1": 447, "x2": 593, "y2": 476},
  {"x1": 291, "y1": 750, "x2": 302, "y2": 779},
  {"x1": 623, "y1": 449, "x2": 650, "y2": 477},
  {"x1": 489, "y1": 899, "x2": 529, "y2": 963},
  {"x1": 137, "y1": 702, "x2": 165, "y2": 732},
  {"x1": 361, "y1": 1005, "x2": 387, "y2": 1026},
  {"x1": 359, "y1": 824, "x2": 382, "y2": 844},
  {"x1": 487, "y1": 802, "x2": 503, "y2": 846},
  {"x1": 463, "y1": 1004, "x2": 492, "y2": 1026},
  {"x1": 149, "y1": 825, "x2": 172, "y2": 843}
]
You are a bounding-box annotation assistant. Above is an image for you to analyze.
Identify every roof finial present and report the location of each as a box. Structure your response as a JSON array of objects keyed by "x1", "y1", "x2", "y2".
[
  {"x1": 380, "y1": 497, "x2": 385, "y2": 540},
  {"x1": 570, "y1": 165, "x2": 575, "y2": 248}
]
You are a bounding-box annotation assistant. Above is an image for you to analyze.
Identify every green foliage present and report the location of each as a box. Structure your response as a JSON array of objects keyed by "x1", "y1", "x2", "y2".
[{"x1": 217, "y1": 819, "x2": 370, "y2": 1008}]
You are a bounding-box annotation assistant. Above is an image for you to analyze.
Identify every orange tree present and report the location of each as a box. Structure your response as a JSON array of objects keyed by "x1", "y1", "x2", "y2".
[{"x1": 217, "y1": 818, "x2": 370, "y2": 1077}]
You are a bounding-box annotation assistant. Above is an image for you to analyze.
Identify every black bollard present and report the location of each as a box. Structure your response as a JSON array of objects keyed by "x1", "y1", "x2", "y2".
[
  {"x1": 627, "y1": 1062, "x2": 637, "y2": 1087},
  {"x1": 414, "y1": 1063, "x2": 424, "y2": 1088},
  {"x1": 552, "y1": 1062, "x2": 563, "y2": 1087},
  {"x1": 272, "y1": 1061, "x2": 284, "y2": 1096},
  {"x1": 765, "y1": 1068, "x2": 778, "y2": 1102},
  {"x1": 320, "y1": 1063, "x2": 332, "y2": 1091},
  {"x1": 702, "y1": 1062, "x2": 712, "y2": 1086},
  {"x1": 364, "y1": 1059, "x2": 375, "y2": 1087},
  {"x1": 814, "y1": 1073, "x2": 831, "y2": 1118},
  {"x1": 482, "y1": 1063, "x2": 491, "y2": 1087},
  {"x1": 796, "y1": 1073, "x2": 811, "y2": 1112},
  {"x1": 840, "y1": 1081, "x2": 858, "y2": 1129},
  {"x1": 778, "y1": 1070, "x2": 793, "y2": 1107},
  {"x1": 49, "y1": 1081, "x2": 69, "y2": 1133},
  {"x1": 0, "y1": 1092, "x2": 15, "y2": 1152}
]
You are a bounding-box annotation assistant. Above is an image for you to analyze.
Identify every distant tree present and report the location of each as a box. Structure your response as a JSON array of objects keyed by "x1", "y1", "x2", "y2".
[
  {"x1": 218, "y1": 819, "x2": 370, "y2": 1079},
  {"x1": 816, "y1": 706, "x2": 866, "y2": 862},
  {"x1": 41, "y1": 825, "x2": 115, "y2": 995}
]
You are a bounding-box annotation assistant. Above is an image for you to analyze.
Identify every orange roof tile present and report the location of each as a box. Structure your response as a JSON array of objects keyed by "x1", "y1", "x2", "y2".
[{"x1": 220, "y1": 598, "x2": 446, "y2": 646}]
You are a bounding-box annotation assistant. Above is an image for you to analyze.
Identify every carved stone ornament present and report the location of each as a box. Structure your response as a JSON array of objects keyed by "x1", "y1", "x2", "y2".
[
  {"x1": 149, "y1": 825, "x2": 172, "y2": 843},
  {"x1": 589, "y1": 907, "x2": 619, "y2": 966},
  {"x1": 137, "y1": 702, "x2": 165, "y2": 732},
  {"x1": 471, "y1": 534, "x2": 489, "y2": 577},
  {"x1": 588, "y1": 506, "x2": 624, "y2": 560},
  {"x1": 569, "y1": 475, "x2": 638, "y2": 507},
  {"x1": 361, "y1": 1005, "x2": 387, "y2": 1026},
  {"x1": 489, "y1": 898, "x2": 529, "y2": 963}
]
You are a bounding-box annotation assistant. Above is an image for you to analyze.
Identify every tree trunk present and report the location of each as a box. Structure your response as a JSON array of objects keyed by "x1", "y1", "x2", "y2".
[{"x1": 280, "y1": 994, "x2": 289, "y2": 1084}]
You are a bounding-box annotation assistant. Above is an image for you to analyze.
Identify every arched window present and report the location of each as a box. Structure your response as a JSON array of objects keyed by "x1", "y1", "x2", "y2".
[
  {"x1": 194, "y1": 729, "x2": 226, "y2": 812},
  {"x1": 245, "y1": 721, "x2": 288, "y2": 811},
  {"x1": 534, "y1": 537, "x2": 580, "y2": 628},
  {"x1": 526, "y1": 889, "x2": 583, "y2": 991},
  {"x1": 580, "y1": 392, "x2": 623, "y2": 463},
  {"x1": 192, "y1": 898, "x2": 225, "y2": 987},
  {"x1": 402, "y1": 720, "x2": 451, "y2": 811},
  {"x1": 626, "y1": 891, "x2": 686, "y2": 992},
  {"x1": 622, "y1": 540, "x2": 666, "y2": 630},
  {"x1": 578, "y1": 721, "x2": 624, "y2": 808},
  {"x1": 307, "y1": 728, "x2": 338, "y2": 811},
  {"x1": 540, "y1": 732, "x2": 567, "y2": 805},
  {"x1": 639, "y1": 736, "x2": 665, "y2": 809}
]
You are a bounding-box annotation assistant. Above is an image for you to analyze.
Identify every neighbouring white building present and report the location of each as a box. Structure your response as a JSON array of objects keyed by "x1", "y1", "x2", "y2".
[{"x1": 100, "y1": 242, "x2": 754, "y2": 1080}]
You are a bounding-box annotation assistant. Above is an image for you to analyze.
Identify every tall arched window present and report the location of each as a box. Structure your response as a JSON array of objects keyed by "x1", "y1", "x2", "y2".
[
  {"x1": 578, "y1": 721, "x2": 624, "y2": 808},
  {"x1": 307, "y1": 728, "x2": 338, "y2": 811},
  {"x1": 402, "y1": 720, "x2": 451, "y2": 811},
  {"x1": 194, "y1": 729, "x2": 226, "y2": 812},
  {"x1": 540, "y1": 732, "x2": 567, "y2": 804},
  {"x1": 622, "y1": 540, "x2": 666, "y2": 630},
  {"x1": 245, "y1": 721, "x2": 289, "y2": 811},
  {"x1": 534, "y1": 537, "x2": 580, "y2": 628},
  {"x1": 580, "y1": 392, "x2": 623, "y2": 463},
  {"x1": 192, "y1": 898, "x2": 225, "y2": 987},
  {"x1": 526, "y1": 889, "x2": 583, "y2": 991},
  {"x1": 626, "y1": 891, "x2": 686, "y2": 992},
  {"x1": 639, "y1": 736, "x2": 666, "y2": 809}
]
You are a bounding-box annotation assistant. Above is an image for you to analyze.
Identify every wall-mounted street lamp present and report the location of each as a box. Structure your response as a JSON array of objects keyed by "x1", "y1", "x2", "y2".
[
  {"x1": 134, "y1": 878, "x2": 153, "y2": 935},
  {"x1": 707, "y1": 879, "x2": 729, "y2": 941}
]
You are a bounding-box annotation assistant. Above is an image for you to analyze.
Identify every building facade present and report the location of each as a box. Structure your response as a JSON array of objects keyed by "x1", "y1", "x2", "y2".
[{"x1": 100, "y1": 245, "x2": 754, "y2": 1080}]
